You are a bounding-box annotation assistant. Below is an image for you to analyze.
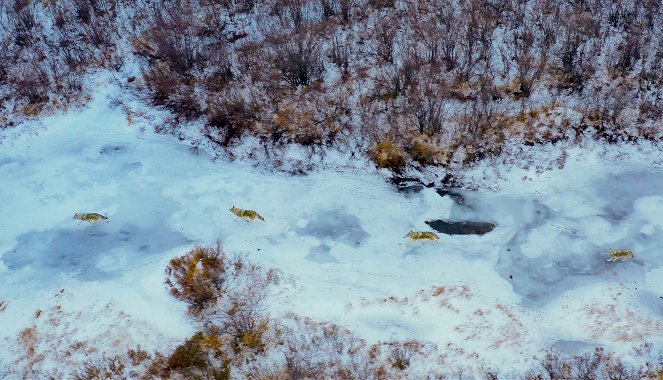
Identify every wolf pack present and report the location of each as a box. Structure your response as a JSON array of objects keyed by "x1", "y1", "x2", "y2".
[{"x1": 74, "y1": 207, "x2": 634, "y2": 262}]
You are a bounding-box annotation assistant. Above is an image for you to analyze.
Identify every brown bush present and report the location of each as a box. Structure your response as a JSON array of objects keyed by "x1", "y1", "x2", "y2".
[
  {"x1": 166, "y1": 242, "x2": 281, "y2": 356},
  {"x1": 406, "y1": 133, "x2": 448, "y2": 166},
  {"x1": 126, "y1": 346, "x2": 150, "y2": 367},
  {"x1": 165, "y1": 242, "x2": 227, "y2": 314},
  {"x1": 370, "y1": 140, "x2": 407, "y2": 172},
  {"x1": 167, "y1": 336, "x2": 206, "y2": 370},
  {"x1": 204, "y1": 96, "x2": 259, "y2": 146},
  {"x1": 148, "y1": 332, "x2": 231, "y2": 380}
]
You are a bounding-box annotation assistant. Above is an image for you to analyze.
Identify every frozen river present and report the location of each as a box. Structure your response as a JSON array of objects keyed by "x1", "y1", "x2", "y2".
[{"x1": 1, "y1": 91, "x2": 662, "y2": 375}]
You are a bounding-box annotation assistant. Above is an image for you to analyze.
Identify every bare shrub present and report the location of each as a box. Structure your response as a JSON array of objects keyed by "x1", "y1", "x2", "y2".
[
  {"x1": 269, "y1": 0, "x2": 321, "y2": 32},
  {"x1": 406, "y1": 133, "x2": 448, "y2": 166},
  {"x1": 142, "y1": 63, "x2": 183, "y2": 104},
  {"x1": 10, "y1": 63, "x2": 51, "y2": 104},
  {"x1": 338, "y1": 0, "x2": 354, "y2": 23},
  {"x1": 142, "y1": 62, "x2": 202, "y2": 119},
  {"x1": 385, "y1": 341, "x2": 423, "y2": 370},
  {"x1": 270, "y1": 100, "x2": 324, "y2": 145},
  {"x1": 269, "y1": 30, "x2": 325, "y2": 86},
  {"x1": 0, "y1": 362, "x2": 13, "y2": 379},
  {"x1": 246, "y1": 313, "x2": 393, "y2": 380},
  {"x1": 455, "y1": 0, "x2": 499, "y2": 81},
  {"x1": 404, "y1": 0, "x2": 461, "y2": 70},
  {"x1": 404, "y1": 78, "x2": 451, "y2": 135},
  {"x1": 166, "y1": 242, "x2": 281, "y2": 354},
  {"x1": 165, "y1": 242, "x2": 228, "y2": 314},
  {"x1": 584, "y1": 83, "x2": 632, "y2": 142},
  {"x1": 454, "y1": 78, "x2": 509, "y2": 163},
  {"x1": 9, "y1": 4, "x2": 38, "y2": 47},
  {"x1": 144, "y1": 1, "x2": 205, "y2": 76},
  {"x1": 373, "y1": 61, "x2": 417, "y2": 100},
  {"x1": 358, "y1": 15, "x2": 398, "y2": 65},
  {"x1": 502, "y1": 27, "x2": 546, "y2": 99},
  {"x1": 73, "y1": 356, "x2": 127, "y2": 380},
  {"x1": 266, "y1": 87, "x2": 350, "y2": 148},
  {"x1": 553, "y1": 8, "x2": 601, "y2": 91},
  {"x1": 526, "y1": 347, "x2": 650, "y2": 380},
  {"x1": 204, "y1": 95, "x2": 259, "y2": 146},
  {"x1": 205, "y1": 257, "x2": 281, "y2": 354},
  {"x1": 126, "y1": 346, "x2": 151, "y2": 367},
  {"x1": 330, "y1": 35, "x2": 351, "y2": 76}
]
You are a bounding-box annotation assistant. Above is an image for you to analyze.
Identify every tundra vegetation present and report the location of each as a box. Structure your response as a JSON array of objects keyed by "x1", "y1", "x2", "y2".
[
  {"x1": 1, "y1": 0, "x2": 663, "y2": 377},
  {"x1": 64, "y1": 243, "x2": 663, "y2": 379},
  {"x1": 0, "y1": 0, "x2": 662, "y2": 171}
]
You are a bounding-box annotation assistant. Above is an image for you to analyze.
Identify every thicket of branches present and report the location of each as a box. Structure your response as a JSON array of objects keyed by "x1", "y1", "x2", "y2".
[
  {"x1": 154, "y1": 242, "x2": 422, "y2": 379},
  {"x1": 0, "y1": 0, "x2": 128, "y2": 119},
  {"x1": 1, "y1": 0, "x2": 662, "y2": 170},
  {"x1": 3, "y1": 241, "x2": 662, "y2": 378},
  {"x1": 63, "y1": 243, "x2": 663, "y2": 379}
]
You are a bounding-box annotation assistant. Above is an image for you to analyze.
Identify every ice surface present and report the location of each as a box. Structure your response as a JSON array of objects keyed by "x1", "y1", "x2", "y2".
[
  {"x1": 3, "y1": 223, "x2": 189, "y2": 282},
  {"x1": 305, "y1": 243, "x2": 338, "y2": 263},
  {"x1": 296, "y1": 208, "x2": 369, "y2": 247},
  {"x1": 1, "y1": 86, "x2": 663, "y2": 375}
]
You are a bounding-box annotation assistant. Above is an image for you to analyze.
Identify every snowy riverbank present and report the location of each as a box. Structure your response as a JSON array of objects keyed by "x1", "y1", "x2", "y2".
[{"x1": 1, "y1": 85, "x2": 663, "y2": 377}]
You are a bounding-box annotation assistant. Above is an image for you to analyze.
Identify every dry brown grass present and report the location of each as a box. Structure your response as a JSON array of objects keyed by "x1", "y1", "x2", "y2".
[
  {"x1": 407, "y1": 133, "x2": 448, "y2": 166},
  {"x1": 165, "y1": 242, "x2": 227, "y2": 313},
  {"x1": 370, "y1": 140, "x2": 407, "y2": 172}
]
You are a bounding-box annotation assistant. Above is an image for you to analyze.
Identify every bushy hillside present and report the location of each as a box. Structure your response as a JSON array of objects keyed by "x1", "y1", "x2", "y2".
[{"x1": 1, "y1": 0, "x2": 662, "y2": 171}]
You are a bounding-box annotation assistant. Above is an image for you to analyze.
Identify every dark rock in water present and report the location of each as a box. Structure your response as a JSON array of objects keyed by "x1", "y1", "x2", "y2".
[
  {"x1": 425, "y1": 219, "x2": 496, "y2": 235},
  {"x1": 440, "y1": 173, "x2": 463, "y2": 188},
  {"x1": 435, "y1": 188, "x2": 465, "y2": 204},
  {"x1": 391, "y1": 176, "x2": 434, "y2": 194}
]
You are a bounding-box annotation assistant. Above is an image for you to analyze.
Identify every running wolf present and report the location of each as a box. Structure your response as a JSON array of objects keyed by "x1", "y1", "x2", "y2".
[
  {"x1": 74, "y1": 212, "x2": 109, "y2": 225},
  {"x1": 230, "y1": 206, "x2": 265, "y2": 223},
  {"x1": 607, "y1": 248, "x2": 633, "y2": 262},
  {"x1": 405, "y1": 230, "x2": 439, "y2": 242}
]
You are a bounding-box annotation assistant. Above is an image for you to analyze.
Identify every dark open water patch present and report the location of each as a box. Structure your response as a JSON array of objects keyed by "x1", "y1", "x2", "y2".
[
  {"x1": 495, "y1": 237, "x2": 648, "y2": 307},
  {"x1": 435, "y1": 188, "x2": 466, "y2": 205},
  {"x1": 594, "y1": 170, "x2": 663, "y2": 222},
  {"x1": 297, "y1": 209, "x2": 369, "y2": 247},
  {"x1": 425, "y1": 219, "x2": 496, "y2": 235},
  {"x1": 2, "y1": 223, "x2": 190, "y2": 281}
]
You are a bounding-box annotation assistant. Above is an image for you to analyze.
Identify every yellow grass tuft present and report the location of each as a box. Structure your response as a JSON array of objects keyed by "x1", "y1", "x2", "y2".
[{"x1": 371, "y1": 140, "x2": 406, "y2": 171}]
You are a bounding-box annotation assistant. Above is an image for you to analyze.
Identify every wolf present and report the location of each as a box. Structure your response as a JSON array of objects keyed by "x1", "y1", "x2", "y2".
[
  {"x1": 230, "y1": 206, "x2": 265, "y2": 223},
  {"x1": 73, "y1": 212, "x2": 109, "y2": 225},
  {"x1": 405, "y1": 230, "x2": 439, "y2": 243},
  {"x1": 607, "y1": 248, "x2": 634, "y2": 262}
]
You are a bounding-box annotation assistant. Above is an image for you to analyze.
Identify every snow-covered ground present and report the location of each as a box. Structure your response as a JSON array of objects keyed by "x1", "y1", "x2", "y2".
[{"x1": 1, "y1": 82, "x2": 663, "y2": 377}]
